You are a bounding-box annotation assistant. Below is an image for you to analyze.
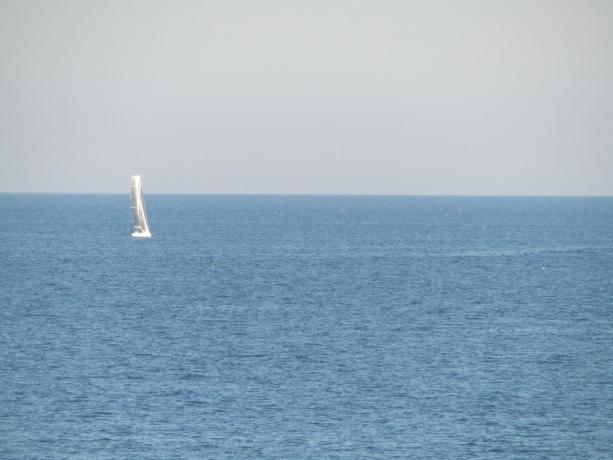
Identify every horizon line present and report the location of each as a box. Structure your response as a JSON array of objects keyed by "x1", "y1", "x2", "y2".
[{"x1": 1, "y1": 192, "x2": 612, "y2": 198}]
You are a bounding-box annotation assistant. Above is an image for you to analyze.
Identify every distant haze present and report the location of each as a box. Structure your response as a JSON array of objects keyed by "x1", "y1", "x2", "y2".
[{"x1": 1, "y1": 0, "x2": 612, "y2": 194}]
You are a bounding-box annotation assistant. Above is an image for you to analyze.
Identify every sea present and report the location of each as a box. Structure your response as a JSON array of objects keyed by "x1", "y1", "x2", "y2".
[{"x1": 1, "y1": 194, "x2": 612, "y2": 459}]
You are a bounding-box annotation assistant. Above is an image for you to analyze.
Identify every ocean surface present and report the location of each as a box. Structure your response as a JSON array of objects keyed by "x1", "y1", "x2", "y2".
[{"x1": 1, "y1": 194, "x2": 612, "y2": 459}]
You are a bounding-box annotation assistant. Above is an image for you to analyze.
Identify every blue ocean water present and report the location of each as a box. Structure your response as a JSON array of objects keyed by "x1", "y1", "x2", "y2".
[{"x1": 1, "y1": 194, "x2": 612, "y2": 459}]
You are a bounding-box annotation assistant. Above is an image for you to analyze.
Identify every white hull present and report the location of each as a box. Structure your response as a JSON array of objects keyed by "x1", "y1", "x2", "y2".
[{"x1": 131, "y1": 231, "x2": 151, "y2": 238}]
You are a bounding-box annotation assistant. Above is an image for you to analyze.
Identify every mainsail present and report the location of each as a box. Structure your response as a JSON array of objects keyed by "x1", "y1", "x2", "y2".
[{"x1": 130, "y1": 175, "x2": 151, "y2": 238}]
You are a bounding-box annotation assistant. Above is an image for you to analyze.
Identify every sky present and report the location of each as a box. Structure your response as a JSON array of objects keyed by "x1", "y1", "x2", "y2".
[{"x1": 1, "y1": 0, "x2": 612, "y2": 194}]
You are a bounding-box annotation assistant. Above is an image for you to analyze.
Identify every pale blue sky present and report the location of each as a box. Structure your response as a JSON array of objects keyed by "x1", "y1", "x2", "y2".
[{"x1": 1, "y1": 0, "x2": 612, "y2": 194}]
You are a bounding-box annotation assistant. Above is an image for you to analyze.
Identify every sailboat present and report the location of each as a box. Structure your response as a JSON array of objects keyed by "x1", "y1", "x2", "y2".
[{"x1": 130, "y1": 175, "x2": 152, "y2": 238}]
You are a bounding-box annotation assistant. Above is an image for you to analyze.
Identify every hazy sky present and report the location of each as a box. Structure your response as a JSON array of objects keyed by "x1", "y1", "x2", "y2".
[{"x1": 1, "y1": 0, "x2": 612, "y2": 194}]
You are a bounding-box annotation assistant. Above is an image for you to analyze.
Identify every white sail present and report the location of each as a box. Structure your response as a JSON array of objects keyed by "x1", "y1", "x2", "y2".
[{"x1": 130, "y1": 175, "x2": 151, "y2": 238}]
